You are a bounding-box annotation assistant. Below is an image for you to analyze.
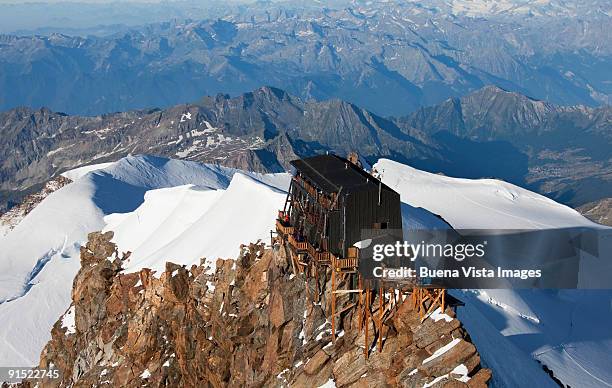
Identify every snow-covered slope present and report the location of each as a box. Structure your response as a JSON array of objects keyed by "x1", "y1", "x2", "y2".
[
  {"x1": 0, "y1": 155, "x2": 608, "y2": 388},
  {"x1": 375, "y1": 159, "x2": 611, "y2": 388},
  {"x1": 377, "y1": 158, "x2": 596, "y2": 229},
  {"x1": 103, "y1": 173, "x2": 287, "y2": 275},
  {"x1": 60, "y1": 161, "x2": 117, "y2": 181},
  {"x1": 0, "y1": 155, "x2": 289, "y2": 366}
]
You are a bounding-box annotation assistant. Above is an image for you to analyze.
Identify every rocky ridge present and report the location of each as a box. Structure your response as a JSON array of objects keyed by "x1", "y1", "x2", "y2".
[
  {"x1": 2, "y1": 85, "x2": 610, "y2": 214},
  {"x1": 0, "y1": 87, "x2": 440, "y2": 212},
  {"x1": 0, "y1": 175, "x2": 71, "y2": 237},
  {"x1": 24, "y1": 231, "x2": 491, "y2": 387}
]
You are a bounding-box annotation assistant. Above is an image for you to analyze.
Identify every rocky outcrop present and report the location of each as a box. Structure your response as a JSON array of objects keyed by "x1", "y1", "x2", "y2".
[
  {"x1": 26, "y1": 232, "x2": 491, "y2": 387},
  {"x1": 578, "y1": 198, "x2": 612, "y2": 226}
]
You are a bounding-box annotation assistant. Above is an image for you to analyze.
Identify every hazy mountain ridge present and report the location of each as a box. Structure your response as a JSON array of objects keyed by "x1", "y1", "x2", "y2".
[
  {"x1": 404, "y1": 85, "x2": 611, "y2": 140},
  {"x1": 0, "y1": 0, "x2": 609, "y2": 116},
  {"x1": 1, "y1": 85, "x2": 609, "y2": 212},
  {"x1": 0, "y1": 86, "x2": 444, "y2": 211},
  {"x1": 399, "y1": 86, "x2": 612, "y2": 206}
]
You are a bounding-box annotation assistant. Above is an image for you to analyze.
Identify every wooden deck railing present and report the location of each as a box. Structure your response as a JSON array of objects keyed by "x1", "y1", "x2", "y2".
[
  {"x1": 287, "y1": 234, "x2": 309, "y2": 251},
  {"x1": 276, "y1": 219, "x2": 294, "y2": 236},
  {"x1": 333, "y1": 257, "x2": 359, "y2": 270},
  {"x1": 277, "y1": 212, "x2": 359, "y2": 270}
]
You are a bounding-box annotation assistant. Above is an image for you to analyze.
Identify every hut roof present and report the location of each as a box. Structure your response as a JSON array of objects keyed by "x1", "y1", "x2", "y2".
[{"x1": 290, "y1": 154, "x2": 392, "y2": 194}]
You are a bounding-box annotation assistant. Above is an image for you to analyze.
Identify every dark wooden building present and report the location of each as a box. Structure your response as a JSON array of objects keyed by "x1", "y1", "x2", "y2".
[
  {"x1": 276, "y1": 155, "x2": 450, "y2": 354},
  {"x1": 277, "y1": 154, "x2": 403, "y2": 264}
]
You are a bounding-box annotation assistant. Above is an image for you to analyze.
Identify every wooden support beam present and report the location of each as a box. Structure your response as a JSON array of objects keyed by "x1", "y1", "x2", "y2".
[
  {"x1": 422, "y1": 291, "x2": 442, "y2": 322},
  {"x1": 378, "y1": 284, "x2": 384, "y2": 352},
  {"x1": 419, "y1": 288, "x2": 424, "y2": 320},
  {"x1": 290, "y1": 251, "x2": 298, "y2": 276},
  {"x1": 304, "y1": 261, "x2": 310, "y2": 304},
  {"x1": 331, "y1": 268, "x2": 336, "y2": 343},
  {"x1": 335, "y1": 302, "x2": 357, "y2": 316},
  {"x1": 441, "y1": 289, "x2": 445, "y2": 313},
  {"x1": 314, "y1": 265, "x2": 320, "y2": 303},
  {"x1": 358, "y1": 275, "x2": 363, "y2": 332},
  {"x1": 396, "y1": 288, "x2": 401, "y2": 307},
  {"x1": 364, "y1": 287, "x2": 370, "y2": 359}
]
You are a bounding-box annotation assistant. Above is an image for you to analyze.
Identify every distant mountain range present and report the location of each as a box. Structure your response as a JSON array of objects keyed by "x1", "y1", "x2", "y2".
[
  {"x1": 1, "y1": 85, "x2": 609, "y2": 212},
  {"x1": 0, "y1": 86, "x2": 436, "y2": 209},
  {"x1": 399, "y1": 85, "x2": 612, "y2": 206},
  {"x1": 0, "y1": 0, "x2": 610, "y2": 117}
]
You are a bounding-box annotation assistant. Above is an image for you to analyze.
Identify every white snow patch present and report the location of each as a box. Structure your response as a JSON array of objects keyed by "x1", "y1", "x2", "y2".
[
  {"x1": 108, "y1": 173, "x2": 288, "y2": 276},
  {"x1": 47, "y1": 145, "x2": 74, "y2": 156},
  {"x1": 423, "y1": 374, "x2": 448, "y2": 388},
  {"x1": 451, "y1": 364, "x2": 470, "y2": 382},
  {"x1": 190, "y1": 121, "x2": 217, "y2": 137},
  {"x1": 422, "y1": 338, "x2": 461, "y2": 364},
  {"x1": 61, "y1": 305, "x2": 76, "y2": 335},
  {"x1": 376, "y1": 159, "x2": 596, "y2": 230},
  {"x1": 422, "y1": 363, "x2": 470, "y2": 388},
  {"x1": 429, "y1": 307, "x2": 453, "y2": 323},
  {"x1": 317, "y1": 378, "x2": 336, "y2": 388},
  {"x1": 180, "y1": 112, "x2": 192, "y2": 122}
]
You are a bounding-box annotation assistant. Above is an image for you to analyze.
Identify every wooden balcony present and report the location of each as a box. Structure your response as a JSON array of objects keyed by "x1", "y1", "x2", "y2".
[
  {"x1": 287, "y1": 234, "x2": 309, "y2": 252},
  {"x1": 333, "y1": 257, "x2": 359, "y2": 270},
  {"x1": 278, "y1": 210, "x2": 359, "y2": 270},
  {"x1": 315, "y1": 251, "x2": 334, "y2": 264},
  {"x1": 276, "y1": 219, "x2": 294, "y2": 236},
  {"x1": 330, "y1": 246, "x2": 359, "y2": 271}
]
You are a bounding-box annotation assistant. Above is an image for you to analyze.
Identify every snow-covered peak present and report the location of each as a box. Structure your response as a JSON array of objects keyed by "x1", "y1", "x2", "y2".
[
  {"x1": 104, "y1": 172, "x2": 288, "y2": 275},
  {"x1": 61, "y1": 162, "x2": 117, "y2": 181},
  {"x1": 395, "y1": 0, "x2": 592, "y2": 18}
]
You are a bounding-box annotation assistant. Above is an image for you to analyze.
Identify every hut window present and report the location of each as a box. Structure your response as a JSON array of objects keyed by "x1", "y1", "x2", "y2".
[{"x1": 373, "y1": 222, "x2": 388, "y2": 230}]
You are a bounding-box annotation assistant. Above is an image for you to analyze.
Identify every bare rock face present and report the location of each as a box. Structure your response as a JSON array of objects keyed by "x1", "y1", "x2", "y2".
[
  {"x1": 578, "y1": 198, "x2": 612, "y2": 226},
  {"x1": 26, "y1": 233, "x2": 491, "y2": 387}
]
